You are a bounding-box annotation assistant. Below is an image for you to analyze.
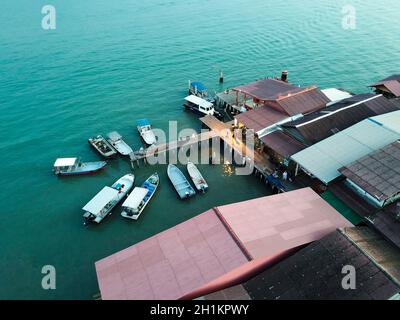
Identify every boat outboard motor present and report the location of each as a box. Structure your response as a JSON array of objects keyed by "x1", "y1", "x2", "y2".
[{"x1": 185, "y1": 191, "x2": 190, "y2": 198}]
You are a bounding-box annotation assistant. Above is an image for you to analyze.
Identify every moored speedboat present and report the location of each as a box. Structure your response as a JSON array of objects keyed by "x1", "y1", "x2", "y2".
[
  {"x1": 187, "y1": 162, "x2": 208, "y2": 192},
  {"x1": 88, "y1": 135, "x2": 118, "y2": 158},
  {"x1": 137, "y1": 119, "x2": 157, "y2": 145},
  {"x1": 167, "y1": 164, "x2": 196, "y2": 199},
  {"x1": 82, "y1": 173, "x2": 135, "y2": 225},
  {"x1": 53, "y1": 158, "x2": 107, "y2": 176},
  {"x1": 107, "y1": 131, "x2": 133, "y2": 156},
  {"x1": 121, "y1": 173, "x2": 159, "y2": 220}
]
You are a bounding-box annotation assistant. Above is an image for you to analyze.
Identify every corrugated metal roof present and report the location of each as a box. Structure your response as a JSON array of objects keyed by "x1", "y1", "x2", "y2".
[
  {"x1": 261, "y1": 131, "x2": 306, "y2": 157},
  {"x1": 291, "y1": 111, "x2": 400, "y2": 184},
  {"x1": 235, "y1": 106, "x2": 288, "y2": 132},
  {"x1": 321, "y1": 88, "x2": 353, "y2": 102},
  {"x1": 369, "y1": 75, "x2": 400, "y2": 97},
  {"x1": 274, "y1": 88, "x2": 330, "y2": 116},
  {"x1": 282, "y1": 95, "x2": 400, "y2": 145},
  {"x1": 233, "y1": 78, "x2": 303, "y2": 101}
]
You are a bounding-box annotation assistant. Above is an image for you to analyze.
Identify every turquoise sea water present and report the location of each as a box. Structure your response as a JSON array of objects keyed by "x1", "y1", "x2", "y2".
[{"x1": 1, "y1": 0, "x2": 400, "y2": 299}]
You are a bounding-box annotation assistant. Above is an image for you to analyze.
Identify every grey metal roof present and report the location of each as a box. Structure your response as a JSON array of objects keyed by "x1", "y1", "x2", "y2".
[
  {"x1": 339, "y1": 141, "x2": 400, "y2": 202},
  {"x1": 291, "y1": 111, "x2": 400, "y2": 184}
]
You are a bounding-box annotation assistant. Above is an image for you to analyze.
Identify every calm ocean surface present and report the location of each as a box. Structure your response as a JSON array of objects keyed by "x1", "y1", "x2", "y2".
[{"x1": 0, "y1": 0, "x2": 399, "y2": 299}]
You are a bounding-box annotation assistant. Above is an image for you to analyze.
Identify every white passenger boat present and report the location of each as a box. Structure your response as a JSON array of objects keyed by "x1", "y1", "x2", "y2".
[
  {"x1": 121, "y1": 173, "x2": 159, "y2": 220},
  {"x1": 107, "y1": 131, "x2": 133, "y2": 156},
  {"x1": 137, "y1": 119, "x2": 157, "y2": 145},
  {"x1": 187, "y1": 162, "x2": 208, "y2": 192},
  {"x1": 82, "y1": 174, "x2": 135, "y2": 225},
  {"x1": 53, "y1": 158, "x2": 107, "y2": 176},
  {"x1": 183, "y1": 95, "x2": 223, "y2": 119}
]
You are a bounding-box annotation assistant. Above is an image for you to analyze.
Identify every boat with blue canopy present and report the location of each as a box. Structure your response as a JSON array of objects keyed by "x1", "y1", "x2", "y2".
[
  {"x1": 189, "y1": 81, "x2": 208, "y2": 98},
  {"x1": 137, "y1": 119, "x2": 157, "y2": 145}
]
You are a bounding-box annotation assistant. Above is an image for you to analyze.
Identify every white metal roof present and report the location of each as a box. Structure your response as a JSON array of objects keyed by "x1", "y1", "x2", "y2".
[
  {"x1": 122, "y1": 187, "x2": 148, "y2": 209},
  {"x1": 321, "y1": 88, "x2": 353, "y2": 103},
  {"x1": 54, "y1": 158, "x2": 77, "y2": 167},
  {"x1": 83, "y1": 187, "x2": 119, "y2": 214},
  {"x1": 291, "y1": 111, "x2": 400, "y2": 184},
  {"x1": 184, "y1": 95, "x2": 213, "y2": 109},
  {"x1": 371, "y1": 111, "x2": 400, "y2": 134}
]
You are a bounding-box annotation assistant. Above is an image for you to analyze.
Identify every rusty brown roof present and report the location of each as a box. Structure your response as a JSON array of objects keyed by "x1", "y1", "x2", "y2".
[
  {"x1": 235, "y1": 106, "x2": 288, "y2": 132},
  {"x1": 273, "y1": 87, "x2": 329, "y2": 116},
  {"x1": 233, "y1": 78, "x2": 303, "y2": 101},
  {"x1": 369, "y1": 75, "x2": 400, "y2": 97},
  {"x1": 261, "y1": 131, "x2": 306, "y2": 157}
]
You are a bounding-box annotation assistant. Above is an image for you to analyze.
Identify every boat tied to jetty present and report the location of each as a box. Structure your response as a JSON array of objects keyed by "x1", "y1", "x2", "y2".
[
  {"x1": 188, "y1": 81, "x2": 208, "y2": 98},
  {"x1": 167, "y1": 164, "x2": 196, "y2": 199},
  {"x1": 121, "y1": 173, "x2": 159, "y2": 220},
  {"x1": 88, "y1": 135, "x2": 118, "y2": 158},
  {"x1": 183, "y1": 95, "x2": 223, "y2": 119},
  {"x1": 137, "y1": 119, "x2": 157, "y2": 145},
  {"x1": 187, "y1": 162, "x2": 208, "y2": 192},
  {"x1": 53, "y1": 158, "x2": 107, "y2": 176},
  {"x1": 82, "y1": 173, "x2": 135, "y2": 225},
  {"x1": 107, "y1": 131, "x2": 133, "y2": 156}
]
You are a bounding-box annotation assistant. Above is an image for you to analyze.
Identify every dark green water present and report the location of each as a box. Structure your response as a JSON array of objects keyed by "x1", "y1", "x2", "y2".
[{"x1": 1, "y1": 0, "x2": 400, "y2": 299}]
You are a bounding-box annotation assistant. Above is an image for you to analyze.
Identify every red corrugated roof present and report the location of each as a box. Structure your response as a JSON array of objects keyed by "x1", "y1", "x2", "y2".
[{"x1": 235, "y1": 106, "x2": 288, "y2": 132}]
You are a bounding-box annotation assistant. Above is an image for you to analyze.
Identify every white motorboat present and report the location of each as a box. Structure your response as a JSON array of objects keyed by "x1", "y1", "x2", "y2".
[
  {"x1": 187, "y1": 162, "x2": 208, "y2": 192},
  {"x1": 121, "y1": 173, "x2": 159, "y2": 220},
  {"x1": 82, "y1": 174, "x2": 135, "y2": 225},
  {"x1": 137, "y1": 119, "x2": 157, "y2": 145},
  {"x1": 167, "y1": 164, "x2": 196, "y2": 199},
  {"x1": 53, "y1": 158, "x2": 107, "y2": 176},
  {"x1": 107, "y1": 131, "x2": 133, "y2": 156}
]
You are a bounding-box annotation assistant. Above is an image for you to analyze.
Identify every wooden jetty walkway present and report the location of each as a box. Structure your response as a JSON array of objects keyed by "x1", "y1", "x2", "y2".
[
  {"x1": 130, "y1": 115, "x2": 274, "y2": 178},
  {"x1": 129, "y1": 130, "x2": 218, "y2": 164},
  {"x1": 200, "y1": 115, "x2": 274, "y2": 176}
]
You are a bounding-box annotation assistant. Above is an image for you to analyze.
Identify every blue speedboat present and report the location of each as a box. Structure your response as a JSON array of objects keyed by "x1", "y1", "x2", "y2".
[{"x1": 167, "y1": 164, "x2": 196, "y2": 199}]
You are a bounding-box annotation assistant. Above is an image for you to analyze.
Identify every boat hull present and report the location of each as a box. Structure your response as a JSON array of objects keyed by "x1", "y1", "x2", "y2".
[
  {"x1": 167, "y1": 165, "x2": 196, "y2": 200},
  {"x1": 55, "y1": 161, "x2": 107, "y2": 176},
  {"x1": 121, "y1": 173, "x2": 159, "y2": 220},
  {"x1": 187, "y1": 162, "x2": 208, "y2": 192},
  {"x1": 88, "y1": 136, "x2": 118, "y2": 158}
]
